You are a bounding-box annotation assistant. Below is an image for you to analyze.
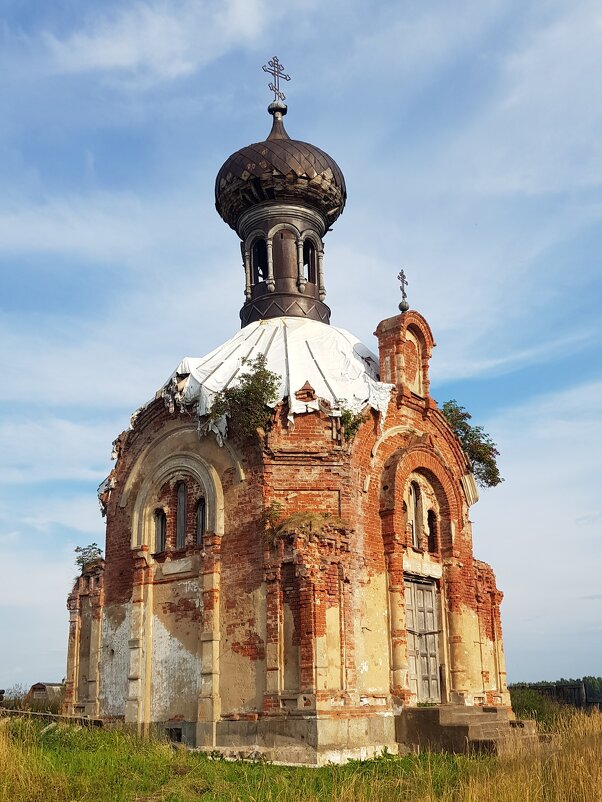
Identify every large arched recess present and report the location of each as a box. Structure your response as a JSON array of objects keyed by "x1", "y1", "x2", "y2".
[
  {"x1": 117, "y1": 424, "x2": 239, "y2": 551},
  {"x1": 379, "y1": 445, "x2": 462, "y2": 558}
]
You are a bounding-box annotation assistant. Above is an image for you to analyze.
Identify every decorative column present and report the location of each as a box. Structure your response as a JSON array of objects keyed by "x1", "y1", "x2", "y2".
[
  {"x1": 297, "y1": 571, "x2": 317, "y2": 700},
  {"x1": 197, "y1": 533, "x2": 222, "y2": 746},
  {"x1": 444, "y1": 559, "x2": 471, "y2": 704},
  {"x1": 493, "y1": 590, "x2": 509, "y2": 702},
  {"x1": 266, "y1": 239, "x2": 275, "y2": 292},
  {"x1": 296, "y1": 240, "x2": 306, "y2": 293},
  {"x1": 386, "y1": 548, "x2": 408, "y2": 705},
  {"x1": 64, "y1": 587, "x2": 81, "y2": 714},
  {"x1": 125, "y1": 546, "x2": 152, "y2": 732},
  {"x1": 317, "y1": 250, "x2": 325, "y2": 300},
  {"x1": 243, "y1": 251, "x2": 252, "y2": 299},
  {"x1": 263, "y1": 563, "x2": 281, "y2": 702},
  {"x1": 85, "y1": 570, "x2": 105, "y2": 718}
]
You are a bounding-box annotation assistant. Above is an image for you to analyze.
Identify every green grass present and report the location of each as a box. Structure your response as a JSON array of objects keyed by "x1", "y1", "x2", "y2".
[
  {"x1": 2, "y1": 709, "x2": 602, "y2": 802},
  {"x1": 0, "y1": 718, "x2": 481, "y2": 802},
  {"x1": 509, "y1": 686, "x2": 567, "y2": 729}
]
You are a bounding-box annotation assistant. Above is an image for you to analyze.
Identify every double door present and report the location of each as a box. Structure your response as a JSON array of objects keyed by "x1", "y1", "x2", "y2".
[{"x1": 404, "y1": 578, "x2": 441, "y2": 702}]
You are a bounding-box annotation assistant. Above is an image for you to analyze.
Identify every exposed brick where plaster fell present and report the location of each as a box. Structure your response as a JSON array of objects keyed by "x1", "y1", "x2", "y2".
[{"x1": 89, "y1": 332, "x2": 508, "y2": 718}]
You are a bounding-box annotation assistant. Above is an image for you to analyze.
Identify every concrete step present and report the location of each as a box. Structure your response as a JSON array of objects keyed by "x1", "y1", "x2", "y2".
[
  {"x1": 438, "y1": 705, "x2": 513, "y2": 726},
  {"x1": 510, "y1": 719, "x2": 537, "y2": 735},
  {"x1": 466, "y1": 722, "x2": 516, "y2": 737},
  {"x1": 396, "y1": 706, "x2": 540, "y2": 755}
]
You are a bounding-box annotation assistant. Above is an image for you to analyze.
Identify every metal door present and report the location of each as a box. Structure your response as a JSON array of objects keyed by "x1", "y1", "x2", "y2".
[{"x1": 405, "y1": 578, "x2": 441, "y2": 702}]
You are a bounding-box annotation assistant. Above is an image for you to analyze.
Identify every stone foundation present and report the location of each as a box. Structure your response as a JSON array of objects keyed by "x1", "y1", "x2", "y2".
[{"x1": 221, "y1": 713, "x2": 395, "y2": 762}]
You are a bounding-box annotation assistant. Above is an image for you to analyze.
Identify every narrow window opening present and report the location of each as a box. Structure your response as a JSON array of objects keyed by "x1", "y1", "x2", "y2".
[
  {"x1": 251, "y1": 238, "x2": 268, "y2": 284},
  {"x1": 409, "y1": 481, "x2": 421, "y2": 549},
  {"x1": 176, "y1": 482, "x2": 187, "y2": 550},
  {"x1": 154, "y1": 509, "x2": 166, "y2": 552},
  {"x1": 427, "y1": 509, "x2": 437, "y2": 553},
  {"x1": 303, "y1": 240, "x2": 317, "y2": 283},
  {"x1": 196, "y1": 498, "x2": 206, "y2": 547}
]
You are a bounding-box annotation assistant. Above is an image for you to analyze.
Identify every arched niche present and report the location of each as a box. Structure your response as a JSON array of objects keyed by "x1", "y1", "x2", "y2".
[
  {"x1": 403, "y1": 472, "x2": 442, "y2": 554},
  {"x1": 404, "y1": 328, "x2": 424, "y2": 396},
  {"x1": 117, "y1": 425, "x2": 233, "y2": 552},
  {"x1": 250, "y1": 237, "x2": 268, "y2": 285},
  {"x1": 266, "y1": 221, "x2": 301, "y2": 241},
  {"x1": 267, "y1": 222, "x2": 300, "y2": 284},
  {"x1": 380, "y1": 446, "x2": 461, "y2": 558},
  {"x1": 131, "y1": 452, "x2": 224, "y2": 551}
]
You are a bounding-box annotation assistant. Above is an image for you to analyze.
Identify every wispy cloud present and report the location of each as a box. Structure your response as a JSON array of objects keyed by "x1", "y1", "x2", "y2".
[
  {"x1": 0, "y1": 490, "x2": 104, "y2": 553},
  {"x1": 0, "y1": 535, "x2": 76, "y2": 686},
  {"x1": 333, "y1": 0, "x2": 507, "y2": 91},
  {"x1": 15, "y1": 495, "x2": 104, "y2": 537},
  {"x1": 0, "y1": 193, "x2": 150, "y2": 261},
  {"x1": 0, "y1": 418, "x2": 116, "y2": 484},
  {"x1": 423, "y1": 0, "x2": 602, "y2": 196},
  {"x1": 471, "y1": 380, "x2": 602, "y2": 677},
  {"x1": 44, "y1": 0, "x2": 276, "y2": 85}
]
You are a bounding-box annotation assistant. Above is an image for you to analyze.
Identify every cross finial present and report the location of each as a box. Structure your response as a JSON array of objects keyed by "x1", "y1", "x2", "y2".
[
  {"x1": 262, "y1": 56, "x2": 291, "y2": 103},
  {"x1": 397, "y1": 269, "x2": 410, "y2": 312}
]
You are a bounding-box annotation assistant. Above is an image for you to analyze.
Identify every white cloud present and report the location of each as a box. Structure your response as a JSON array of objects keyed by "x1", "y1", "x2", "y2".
[
  {"x1": 0, "y1": 490, "x2": 105, "y2": 538},
  {"x1": 0, "y1": 418, "x2": 115, "y2": 484},
  {"x1": 327, "y1": 194, "x2": 599, "y2": 385},
  {"x1": 0, "y1": 249, "x2": 241, "y2": 409},
  {"x1": 0, "y1": 538, "x2": 76, "y2": 609},
  {"x1": 471, "y1": 380, "x2": 602, "y2": 678},
  {"x1": 337, "y1": 0, "x2": 507, "y2": 89},
  {"x1": 432, "y1": 330, "x2": 593, "y2": 383},
  {"x1": 0, "y1": 536, "x2": 75, "y2": 687},
  {"x1": 0, "y1": 187, "x2": 224, "y2": 266},
  {"x1": 421, "y1": 0, "x2": 602, "y2": 196},
  {"x1": 17, "y1": 496, "x2": 104, "y2": 537},
  {"x1": 44, "y1": 0, "x2": 272, "y2": 84},
  {"x1": 0, "y1": 193, "x2": 150, "y2": 261}
]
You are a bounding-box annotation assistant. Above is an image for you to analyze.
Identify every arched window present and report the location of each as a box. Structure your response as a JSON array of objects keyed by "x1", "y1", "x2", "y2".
[
  {"x1": 405, "y1": 329, "x2": 424, "y2": 396},
  {"x1": 196, "y1": 498, "x2": 206, "y2": 547},
  {"x1": 303, "y1": 239, "x2": 317, "y2": 284},
  {"x1": 251, "y1": 238, "x2": 268, "y2": 284},
  {"x1": 154, "y1": 509, "x2": 166, "y2": 552},
  {"x1": 176, "y1": 482, "x2": 187, "y2": 549},
  {"x1": 427, "y1": 509, "x2": 438, "y2": 553},
  {"x1": 408, "y1": 481, "x2": 421, "y2": 549}
]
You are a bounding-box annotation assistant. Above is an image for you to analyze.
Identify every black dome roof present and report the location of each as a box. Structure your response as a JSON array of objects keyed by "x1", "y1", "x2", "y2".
[{"x1": 215, "y1": 107, "x2": 346, "y2": 232}]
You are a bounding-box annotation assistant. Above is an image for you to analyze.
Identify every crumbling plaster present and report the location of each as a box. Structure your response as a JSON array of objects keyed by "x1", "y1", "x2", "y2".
[{"x1": 65, "y1": 309, "x2": 509, "y2": 758}]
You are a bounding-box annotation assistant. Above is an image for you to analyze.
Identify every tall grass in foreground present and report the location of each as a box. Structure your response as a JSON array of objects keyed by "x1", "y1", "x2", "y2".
[{"x1": 1, "y1": 708, "x2": 601, "y2": 802}]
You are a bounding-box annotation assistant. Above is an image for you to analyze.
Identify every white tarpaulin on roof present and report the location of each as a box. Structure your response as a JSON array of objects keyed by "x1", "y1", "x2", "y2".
[{"x1": 163, "y1": 317, "x2": 393, "y2": 441}]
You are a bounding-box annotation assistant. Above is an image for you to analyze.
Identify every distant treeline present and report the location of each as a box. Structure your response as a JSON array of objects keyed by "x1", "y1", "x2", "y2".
[{"x1": 510, "y1": 677, "x2": 602, "y2": 708}]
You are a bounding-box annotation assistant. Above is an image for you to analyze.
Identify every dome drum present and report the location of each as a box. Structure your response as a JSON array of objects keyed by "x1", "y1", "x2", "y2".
[
  {"x1": 240, "y1": 293, "x2": 331, "y2": 327},
  {"x1": 239, "y1": 199, "x2": 329, "y2": 326}
]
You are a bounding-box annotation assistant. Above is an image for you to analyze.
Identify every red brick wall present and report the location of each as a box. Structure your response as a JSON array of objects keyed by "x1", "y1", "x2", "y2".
[{"x1": 97, "y1": 305, "x2": 506, "y2": 711}]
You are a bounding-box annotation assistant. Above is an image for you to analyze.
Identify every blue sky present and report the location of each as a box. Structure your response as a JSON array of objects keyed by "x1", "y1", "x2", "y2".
[{"x1": 0, "y1": 0, "x2": 600, "y2": 689}]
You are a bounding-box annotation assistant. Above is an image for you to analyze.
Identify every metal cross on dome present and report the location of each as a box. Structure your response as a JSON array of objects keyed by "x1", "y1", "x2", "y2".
[
  {"x1": 398, "y1": 269, "x2": 408, "y2": 301},
  {"x1": 263, "y1": 56, "x2": 291, "y2": 102}
]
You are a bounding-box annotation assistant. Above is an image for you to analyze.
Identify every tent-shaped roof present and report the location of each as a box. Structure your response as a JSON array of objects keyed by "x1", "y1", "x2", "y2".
[{"x1": 163, "y1": 317, "x2": 393, "y2": 442}]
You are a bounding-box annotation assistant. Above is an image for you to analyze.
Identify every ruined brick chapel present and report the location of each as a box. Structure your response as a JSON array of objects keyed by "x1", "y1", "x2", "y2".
[{"x1": 65, "y1": 71, "x2": 512, "y2": 762}]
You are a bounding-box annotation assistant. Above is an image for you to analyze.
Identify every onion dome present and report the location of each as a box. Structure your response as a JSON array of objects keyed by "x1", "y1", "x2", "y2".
[{"x1": 215, "y1": 102, "x2": 346, "y2": 233}]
